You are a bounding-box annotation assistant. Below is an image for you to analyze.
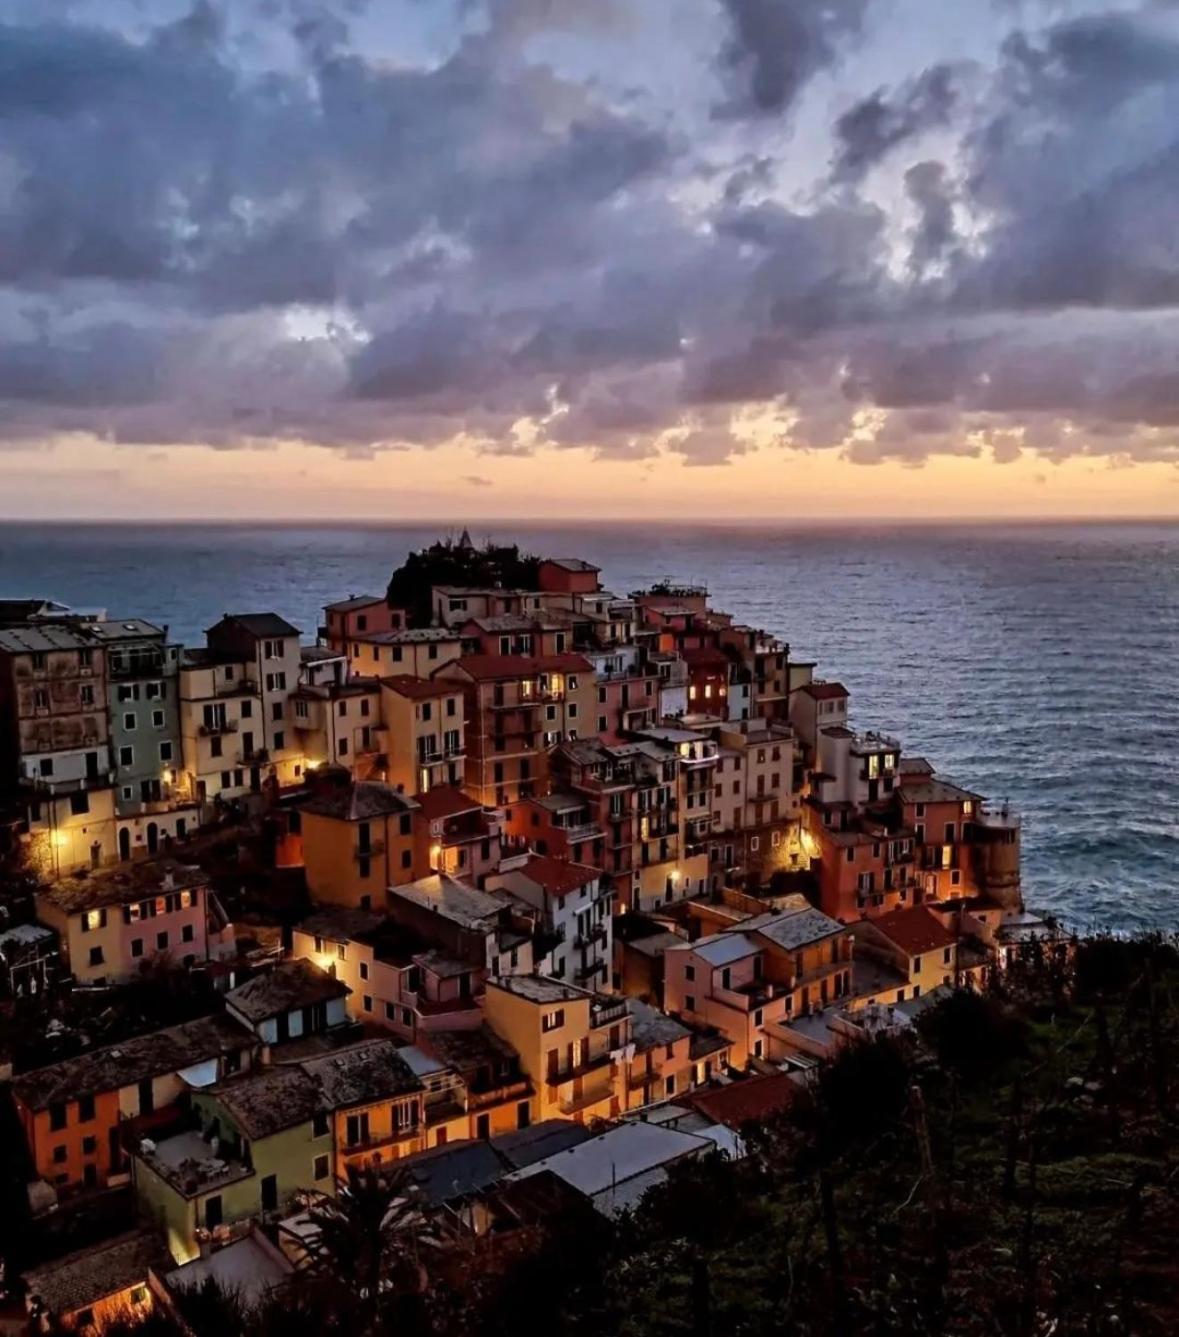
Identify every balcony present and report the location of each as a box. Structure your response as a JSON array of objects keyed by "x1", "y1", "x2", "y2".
[
  {"x1": 239, "y1": 746, "x2": 270, "y2": 765},
  {"x1": 591, "y1": 999, "x2": 630, "y2": 1029},
  {"x1": 109, "y1": 653, "x2": 165, "y2": 679},
  {"x1": 214, "y1": 679, "x2": 259, "y2": 699},
  {"x1": 713, "y1": 980, "x2": 779, "y2": 1013},
  {"x1": 467, "y1": 1076, "x2": 531, "y2": 1110},
  {"x1": 199, "y1": 719, "x2": 238, "y2": 736},
  {"x1": 558, "y1": 1085, "x2": 615, "y2": 1117},
  {"x1": 354, "y1": 839, "x2": 385, "y2": 860},
  {"x1": 546, "y1": 1051, "x2": 614, "y2": 1086}
]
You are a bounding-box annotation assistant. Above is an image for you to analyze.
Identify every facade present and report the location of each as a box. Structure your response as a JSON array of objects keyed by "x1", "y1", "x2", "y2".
[
  {"x1": 380, "y1": 676, "x2": 466, "y2": 793},
  {"x1": 483, "y1": 975, "x2": 632, "y2": 1123},
  {"x1": 321, "y1": 595, "x2": 406, "y2": 651},
  {"x1": 436, "y1": 653, "x2": 596, "y2": 806},
  {"x1": 224, "y1": 958, "x2": 352, "y2": 1045},
  {"x1": 297, "y1": 777, "x2": 423, "y2": 909},
  {"x1": 35, "y1": 859, "x2": 210, "y2": 984},
  {"x1": 11, "y1": 1015, "x2": 256, "y2": 1198}
]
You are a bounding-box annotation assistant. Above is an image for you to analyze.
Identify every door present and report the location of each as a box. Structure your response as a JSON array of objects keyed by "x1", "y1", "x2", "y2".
[
  {"x1": 118, "y1": 827, "x2": 131, "y2": 861},
  {"x1": 261, "y1": 1174, "x2": 278, "y2": 1212},
  {"x1": 138, "y1": 1078, "x2": 154, "y2": 1115},
  {"x1": 250, "y1": 766, "x2": 261, "y2": 792},
  {"x1": 86, "y1": 751, "x2": 100, "y2": 780},
  {"x1": 146, "y1": 823, "x2": 159, "y2": 855}
]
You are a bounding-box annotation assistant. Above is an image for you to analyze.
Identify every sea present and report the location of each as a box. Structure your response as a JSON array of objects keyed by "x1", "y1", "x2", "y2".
[{"x1": 2, "y1": 519, "x2": 1176, "y2": 932}]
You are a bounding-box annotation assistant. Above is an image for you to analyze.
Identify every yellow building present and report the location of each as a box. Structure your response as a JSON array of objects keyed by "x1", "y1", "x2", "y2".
[
  {"x1": 301, "y1": 1039, "x2": 427, "y2": 1177},
  {"x1": 291, "y1": 675, "x2": 382, "y2": 775},
  {"x1": 342, "y1": 628, "x2": 462, "y2": 679},
  {"x1": 483, "y1": 975, "x2": 632, "y2": 1124},
  {"x1": 379, "y1": 675, "x2": 466, "y2": 794},
  {"x1": 298, "y1": 777, "x2": 426, "y2": 909}
]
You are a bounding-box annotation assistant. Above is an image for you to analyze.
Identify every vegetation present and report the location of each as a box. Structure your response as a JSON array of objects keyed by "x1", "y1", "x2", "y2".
[
  {"x1": 385, "y1": 535, "x2": 542, "y2": 627},
  {"x1": 29, "y1": 934, "x2": 1179, "y2": 1336}
]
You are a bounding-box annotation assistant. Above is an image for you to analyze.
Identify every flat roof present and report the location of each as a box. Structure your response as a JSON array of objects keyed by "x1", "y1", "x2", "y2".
[{"x1": 389, "y1": 874, "x2": 507, "y2": 930}]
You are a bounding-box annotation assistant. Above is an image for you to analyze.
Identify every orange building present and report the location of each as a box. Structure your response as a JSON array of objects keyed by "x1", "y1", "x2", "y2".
[
  {"x1": 11, "y1": 1015, "x2": 255, "y2": 1198},
  {"x1": 412, "y1": 784, "x2": 503, "y2": 885},
  {"x1": 379, "y1": 676, "x2": 465, "y2": 794},
  {"x1": 321, "y1": 595, "x2": 406, "y2": 652},
  {"x1": 23, "y1": 1229, "x2": 167, "y2": 1332},
  {"x1": 298, "y1": 776, "x2": 426, "y2": 909}
]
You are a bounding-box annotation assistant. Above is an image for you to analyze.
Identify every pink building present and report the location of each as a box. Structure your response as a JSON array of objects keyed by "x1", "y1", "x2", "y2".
[
  {"x1": 321, "y1": 595, "x2": 406, "y2": 652},
  {"x1": 35, "y1": 859, "x2": 211, "y2": 985}
]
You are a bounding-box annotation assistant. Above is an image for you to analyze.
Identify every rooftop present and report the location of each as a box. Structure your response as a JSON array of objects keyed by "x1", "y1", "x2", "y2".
[
  {"x1": 301, "y1": 1038, "x2": 423, "y2": 1107},
  {"x1": 738, "y1": 905, "x2": 845, "y2": 952},
  {"x1": 675, "y1": 932, "x2": 759, "y2": 968},
  {"x1": 403, "y1": 1139, "x2": 506, "y2": 1207},
  {"x1": 627, "y1": 998, "x2": 691, "y2": 1053},
  {"x1": 163, "y1": 1232, "x2": 292, "y2": 1308},
  {"x1": 498, "y1": 852, "x2": 600, "y2": 899},
  {"x1": 799, "y1": 681, "x2": 849, "y2": 701},
  {"x1": 12, "y1": 1014, "x2": 253, "y2": 1111},
  {"x1": 491, "y1": 1118, "x2": 595, "y2": 1169},
  {"x1": 299, "y1": 779, "x2": 418, "y2": 822},
  {"x1": 487, "y1": 974, "x2": 592, "y2": 1006},
  {"x1": 38, "y1": 858, "x2": 207, "y2": 915},
  {"x1": 381, "y1": 674, "x2": 461, "y2": 700},
  {"x1": 206, "y1": 612, "x2": 300, "y2": 639},
  {"x1": 542, "y1": 557, "x2": 601, "y2": 573},
  {"x1": 324, "y1": 594, "x2": 386, "y2": 613},
  {"x1": 136, "y1": 1127, "x2": 253, "y2": 1197},
  {"x1": 225, "y1": 958, "x2": 350, "y2": 1025},
  {"x1": 899, "y1": 776, "x2": 984, "y2": 805},
  {"x1": 443, "y1": 652, "x2": 594, "y2": 680},
  {"x1": 413, "y1": 784, "x2": 483, "y2": 823},
  {"x1": 680, "y1": 1071, "x2": 799, "y2": 1129},
  {"x1": 0, "y1": 623, "x2": 103, "y2": 654},
  {"x1": 859, "y1": 905, "x2": 957, "y2": 956},
  {"x1": 389, "y1": 873, "x2": 507, "y2": 931},
  {"x1": 211, "y1": 1065, "x2": 323, "y2": 1140},
  {"x1": 23, "y1": 1230, "x2": 168, "y2": 1318}
]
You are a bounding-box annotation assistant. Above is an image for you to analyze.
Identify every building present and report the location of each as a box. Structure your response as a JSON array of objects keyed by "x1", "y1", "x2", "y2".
[
  {"x1": 0, "y1": 622, "x2": 118, "y2": 876},
  {"x1": 623, "y1": 998, "x2": 730, "y2": 1110},
  {"x1": 134, "y1": 1063, "x2": 327, "y2": 1264},
  {"x1": 486, "y1": 852, "x2": 613, "y2": 992},
  {"x1": 851, "y1": 905, "x2": 959, "y2": 1001},
  {"x1": 536, "y1": 558, "x2": 602, "y2": 595},
  {"x1": 224, "y1": 958, "x2": 352, "y2": 1045},
  {"x1": 85, "y1": 619, "x2": 189, "y2": 836},
  {"x1": 301, "y1": 1038, "x2": 426, "y2": 1178},
  {"x1": 483, "y1": 975, "x2": 632, "y2": 1124},
  {"x1": 379, "y1": 676, "x2": 466, "y2": 793},
  {"x1": 413, "y1": 783, "x2": 503, "y2": 885},
  {"x1": 11, "y1": 1014, "x2": 256, "y2": 1198},
  {"x1": 35, "y1": 858, "x2": 211, "y2": 984},
  {"x1": 706, "y1": 719, "x2": 800, "y2": 885},
  {"x1": 419, "y1": 1027, "x2": 535, "y2": 1141},
  {"x1": 663, "y1": 900, "x2": 852, "y2": 1066},
  {"x1": 297, "y1": 775, "x2": 423, "y2": 908},
  {"x1": 321, "y1": 595, "x2": 406, "y2": 651},
  {"x1": 23, "y1": 1229, "x2": 167, "y2": 1332},
  {"x1": 290, "y1": 665, "x2": 382, "y2": 777},
  {"x1": 339, "y1": 627, "x2": 462, "y2": 680},
  {"x1": 435, "y1": 653, "x2": 596, "y2": 805}
]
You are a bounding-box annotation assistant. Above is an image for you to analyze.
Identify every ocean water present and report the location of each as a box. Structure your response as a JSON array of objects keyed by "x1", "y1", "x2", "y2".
[{"x1": 1, "y1": 520, "x2": 1176, "y2": 931}]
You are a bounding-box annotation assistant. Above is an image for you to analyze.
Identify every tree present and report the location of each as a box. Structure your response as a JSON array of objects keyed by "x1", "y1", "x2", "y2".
[{"x1": 385, "y1": 537, "x2": 542, "y2": 627}]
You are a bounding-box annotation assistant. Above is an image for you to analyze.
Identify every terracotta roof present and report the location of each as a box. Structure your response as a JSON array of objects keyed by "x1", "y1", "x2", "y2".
[
  {"x1": 862, "y1": 905, "x2": 956, "y2": 956},
  {"x1": 800, "y1": 681, "x2": 848, "y2": 700},
  {"x1": 512, "y1": 852, "x2": 600, "y2": 898},
  {"x1": 414, "y1": 784, "x2": 481, "y2": 822},
  {"x1": 442, "y1": 652, "x2": 593, "y2": 680},
  {"x1": 680, "y1": 1071, "x2": 798, "y2": 1129},
  {"x1": 381, "y1": 674, "x2": 461, "y2": 700}
]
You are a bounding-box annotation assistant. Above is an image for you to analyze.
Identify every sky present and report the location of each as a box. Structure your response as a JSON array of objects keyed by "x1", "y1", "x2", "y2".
[{"x1": 5, "y1": 0, "x2": 1179, "y2": 520}]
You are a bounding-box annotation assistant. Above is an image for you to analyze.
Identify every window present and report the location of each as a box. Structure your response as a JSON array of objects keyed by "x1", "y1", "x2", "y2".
[
  {"x1": 684, "y1": 964, "x2": 695, "y2": 982},
  {"x1": 49, "y1": 1103, "x2": 67, "y2": 1131},
  {"x1": 69, "y1": 790, "x2": 90, "y2": 816},
  {"x1": 241, "y1": 699, "x2": 252, "y2": 718},
  {"x1": 120, "y1": 745, "x2": 134, "y2": 766},
  {"x1": 363, "y1": 995, "x2": 373, "y2": 1013},
  {"x1": 685, "y1": 994, "x2": 696, "y2": 1011},
  {"x1": 385, "y1": 1002, "x2": 397, "y2": 1021},
  {"x1": 541, "y1": 1008, "x2": 565, "y2": 1032},
  {"x1": 80, "y1": 684, "x2": 94, "y2": 707},
  {"x1": 88, "y1": 945, "x2": 104, "y2": 966},
  {"x1": 78, "y1": 1093, "x2": 95, "y2": 1122},
  {"x1": 313, "y1": 1111, "x2": 330, "y2": 1137},
  {"x1": 358, "y1": 855, "x2": 370, "y2": 879},
  {"x1": 665, "y1": 1076, "x2": 676, "y2": 1096},
  {"x1": 314, "y1": 1153, "x2": 330, "y2": 1180},
  {"x1": 273, "y1": 730, "x2": 285, "y2": 750},
  {"x1": 131, "y1": 938, "x2": 144, "y2": 958},
  {"x1": 210, "y1": 735, "x2": 223, "y2": 758},
  {"x1": 261, "y1": 1174, "x2": 278, "y2": 1212},
  {"x1": 123, "y1": 712, "x2": 136, "y2": 730},
  {"x1": 182, "y1": 923, "x2": 194, "y2": 943},
  {"x1": 156, "y1": 931, "x2": 169, "y2": 950},
  {"x1": 943, "y1": 946, "x2": 952, "y2": 964},
  {"x1": 345, "y1": 1112, "x2": 370, "y2": 1147},
  {"x1": 82, "y1": 1135, "x2": 97, "y2": 1154}
]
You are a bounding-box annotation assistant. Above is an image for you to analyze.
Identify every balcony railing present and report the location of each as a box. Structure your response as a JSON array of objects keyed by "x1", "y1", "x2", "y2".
[
  {"x1": 199, "y1": 720, "x2": 238, "y2": 736},
  {"x1": 239, "y1": 746, "x2": 270, "y2": 765}
]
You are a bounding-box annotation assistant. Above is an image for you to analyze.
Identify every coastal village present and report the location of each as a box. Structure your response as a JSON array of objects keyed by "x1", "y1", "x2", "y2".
[{"x1": 0, "y1": 534, "x2": 1053, "y2": 1331}]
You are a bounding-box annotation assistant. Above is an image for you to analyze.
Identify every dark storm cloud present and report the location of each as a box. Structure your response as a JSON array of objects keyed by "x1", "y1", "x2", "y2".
[
  {"x1": 714, "y1": 0, "x2": 868, "y2": 117},
  {"x1": 5, "y1": 0, "x2": 1179, "y2": 470},
  {"x1": 830, "y1": 63, "x2": 960, "y2": 184}
]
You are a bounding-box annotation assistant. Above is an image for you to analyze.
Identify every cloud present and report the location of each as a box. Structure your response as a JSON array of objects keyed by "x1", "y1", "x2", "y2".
[
  {"x1": 3, "y1": 0, "x2": 1179, "y2": 478},
  {"x1": 714, "y1": 0, "x2": 868, "y2": 117}
]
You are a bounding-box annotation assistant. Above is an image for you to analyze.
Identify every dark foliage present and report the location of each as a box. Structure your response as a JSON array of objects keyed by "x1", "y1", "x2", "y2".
[{"x1": 385, "y1": 537, "x2": 542, "y2": 627}]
